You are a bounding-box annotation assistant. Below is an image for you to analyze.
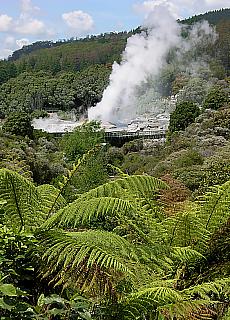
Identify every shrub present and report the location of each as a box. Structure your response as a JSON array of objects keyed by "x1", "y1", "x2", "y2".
[
  {"x1": 169, "y1": 101, "x2": 200, "y2": 133},
  {"x1": 2, "y1": 111, "x2": 33, "y2": 137},
  {"x1": 62, "y1": 121, "x2": 104, "y2": 161},
  {"x1": 203, "y1": 87, "x2": 229, "y2": 110}
]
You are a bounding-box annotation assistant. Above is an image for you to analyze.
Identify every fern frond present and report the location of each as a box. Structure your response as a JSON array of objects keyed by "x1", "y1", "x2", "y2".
[
  {"x1": 159, "y1": 299, "x2": 217, "y2": 320},
  {"x1": 222, "y1": 306, "x2": 230, "y2": 319},
  {"x1": 183, "y1": 278, "x2": 230, "y2": 301},
  {"x1": 171, "y1": 247, "x2": 205, "y2": 265},
  {"x1": 80, "y1": 175, "x2": 168, "y2": 200},
  {"x1": 36, "y1": 184, "x2": 67, "y2": 216},
  {"x1": 0, "y1": 169, "x2": 44, "y2": 230},
  {"x1": 162, "y1": 210, "x2": 211, "y2": 252},
  {"x1": 37, "y1": 229, "x2": 145, "y2": 295},
  {"x1": 42, "y1": 196, "x2": 135, "y2": 229},
  {"x1": 198, "y1": 181, "x2": 230, "y2": 233},
  {"x1": 122, "y1": 278, "x2": 227, "y2": 320},
  {"x1": 122, "y1": 286, "x2": 184, "y2": 319}
]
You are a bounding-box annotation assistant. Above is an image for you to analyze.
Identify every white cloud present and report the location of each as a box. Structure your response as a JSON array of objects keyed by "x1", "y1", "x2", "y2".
[
  {"x1": 62, "y1": 10, "x2": 94, "y2": 35},
  {"x1": 14, "y1": 18, "x2": 47, "y2": 35},
  {"x1": 4, "y1": 36, "x2": 15, "y2": 47},
  {"x1": 0, "y1": 48, "x2": 13, "y2": 60},
  {"x1": 16, "y1": 38, "x2": 30, "y2": 48},
  {"x1": 134, "y1": 0, "x2": 230, "y2": 19},
  {"x1": 0, "y1": 14, "x2": 13, "y2": 32},
  {"x1": 20, "y1": 0, "x2": 40, "y2": 16},
  {"x1": 14, "y1": 0, "x2": 53, "y2": 36}
]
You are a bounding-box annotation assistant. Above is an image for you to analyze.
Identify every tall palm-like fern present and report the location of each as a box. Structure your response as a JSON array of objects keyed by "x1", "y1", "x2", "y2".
[
  {"x1": 0, "y1": 164, "x2": 230, "y2": 319},
  {"x1": 0, "y1": 169, "x2": 66, "y2": 231},
  {"x1": 120, "y1": 278, "x2": 230, "y2": 319},
  {"x1": 42, "y1": 175, "x2": 168, "y2": 236},
  {"x1": 37, "y1": 229, "x2": 150, "y2": 298}
]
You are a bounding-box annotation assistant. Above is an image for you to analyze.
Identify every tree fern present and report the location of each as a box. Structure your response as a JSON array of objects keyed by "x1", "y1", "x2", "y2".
[
  {"x1": 198, "y1": 181, "x2": 230, "y2": 233},
  {"x1": 37, "y1": 229, "x2": 149, "y2": 297},
  {"x1": 42, "y1": 175, "x2": 167, "y2": 240},
  {"x1": 121, "y1": 277, "x2": 230, "y2": 320},
  {"x1": 122, "y1": 286, "x2": 184, "y2": 319},
  {"x1": 36, "y1": 184, "x2": 66, "y2": 217},
  {"x1": 79, "y1": 175, "x2": 168, "y2": 200},
  {"x1": 183, "y1": 278, "x2": 230, "y2": 301},
  {"x1": 0, "y1": 169, "x2": 66, "y2": 231},
  {"x1": 42, "y1": 196, "x2": 136, "y2": 230},
  {"x1": 162, "y1": 210, "x2": 211, "y2": 252},
  {"x1": 0, "y1": 169, "x2": 42, "y2": 230}
]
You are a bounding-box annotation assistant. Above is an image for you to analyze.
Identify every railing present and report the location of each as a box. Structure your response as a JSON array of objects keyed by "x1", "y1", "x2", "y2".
[{"x1": 105, "y1": 130, "x2": 166, "y2": 140}]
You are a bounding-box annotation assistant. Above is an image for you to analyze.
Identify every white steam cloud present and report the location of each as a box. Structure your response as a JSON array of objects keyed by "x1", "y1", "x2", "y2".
[
  {"x1": 88, "y1": 5, "x2": 217, "y2": 124},
  {"x1": 89, "y1": 6, "x2": 181, "y2": 123}
]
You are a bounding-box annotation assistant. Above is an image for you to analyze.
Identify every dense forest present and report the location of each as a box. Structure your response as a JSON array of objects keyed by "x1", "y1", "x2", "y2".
[{"x1": 0, "y1": 7, "x2": 230, "y2": 320}]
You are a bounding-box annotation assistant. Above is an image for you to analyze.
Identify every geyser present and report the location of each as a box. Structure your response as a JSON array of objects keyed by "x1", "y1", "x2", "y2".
[{"x1": 88, "y1": 6, "x2": 181, "y2": 123}]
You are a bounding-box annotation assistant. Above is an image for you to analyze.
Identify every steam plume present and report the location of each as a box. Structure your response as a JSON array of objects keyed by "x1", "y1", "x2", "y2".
[
  {"x1": 88, "y1": 5, "x2": 216, "y2": 123},
  {"x1": 89, "y1": 6, "x2": 181, "y2": 122}
]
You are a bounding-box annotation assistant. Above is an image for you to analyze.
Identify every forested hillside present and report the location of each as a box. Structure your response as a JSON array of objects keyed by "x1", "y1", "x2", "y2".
[
  {"x1": 0, "y1": 8, "x2": 230, "y2": 319},
  {"x1": 181, "y1": 9, "x2": 230, "y2": 73},
  {"x1": 4, "y1": 32, "x2": 130, "y2": 77}
]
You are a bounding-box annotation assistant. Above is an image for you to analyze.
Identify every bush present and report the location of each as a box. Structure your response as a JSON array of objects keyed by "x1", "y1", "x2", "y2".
[
  {"x1": 153, "y1": 149, "x2": 204, "y2": 177},
  {"x1": 31, "y1": 109, "x2": 49, "y2": 119},
  {"x1": 2, "y1": 111, "x2": 33, "y2": 137},
  {"x1": 62, "y1": 121, "x2": 105, "y2": 161},
  {"x1": 169, "y1": 101, "x2": 200, "y2": 133},
  {"x1": 122, "y1": 139, "x2": 143, "y2": 154},
  {"x1": 203, "y1": 87, "x2": 229, "y2": 110}
]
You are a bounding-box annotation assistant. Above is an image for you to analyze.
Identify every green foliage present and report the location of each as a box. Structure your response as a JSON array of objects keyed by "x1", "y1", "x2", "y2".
[
  {"x1": 0, "y1": 65, "x2": 110, "y2": 117},
  {"x1": 0, "y1": 224, "x2": 38, "y2": 319},
  {"x1": 31, "y1": 109, "x2": 49, "y2": 119},
  {"x1": 0, "y1": 164, "x2": 230, "y2": 318},
  {"x1": 153, "y1": 149, "x2": 204, "y2": 177},
  {"x1": 42, "y1": 174, "x2": 168, "y2": 233},
  {"x1": 13, "y1": 33, "x2": 127, "y2": 74},
  {"x1": 0, "y1": 169, "x2": 43, "y2": 231},
  {"x1": 177, "y1": 78, "x2": 209, "y2": 105},
  {"x1": 198, "y1": 181, "x2": 230, "y2": 234},
  {"x1": 203, "y1": 86, "x2": 229, "y2": 110},
  {"x1": 62, "y1": 121, "x2": 105, "y2": 161},
  {"x1": 0, "y1": 60, "x2": 17, "y2": 85},
  {"x1": 169, "y1": 101, "x2": 200, "y2": 133},
  {"x1": 60, "y1": 122, "x2": 108, "y2": 195},
  {"x1": 2, "y1": 111, "x2": 33, "y2": 137},
  {"x1": 73, "y1": 65, "x2": 111, "y2": 111},
  {"x1": 0, "y1": 169, "x2": 66, "y2": 231},
  {"x1": 38, "y1": 229, "x2": 140, "y2": 296}
]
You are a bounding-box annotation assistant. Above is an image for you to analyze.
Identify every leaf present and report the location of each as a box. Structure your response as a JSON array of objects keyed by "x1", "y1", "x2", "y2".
[
  {"x1": 38, "y1": 229, "x2": 144, "y2": 295},
  {"x1": 78, "y1": 310, "x2": 92, "y2": 320},
  {"x1": 0, "y1": 297, "x2": 13, "y2": 310},
  {"x1": 37, "y1": 184, "x2": 67, "y2": 217},
  {"x1": 37, "y1": 293, "x2": 45, "y2": 307},
  {"x1": 0, "y1": 283, "x2": 17, "y2": 296},
  {"x1": 0, "y1": 169, "x2": 45, "y2": 230}
]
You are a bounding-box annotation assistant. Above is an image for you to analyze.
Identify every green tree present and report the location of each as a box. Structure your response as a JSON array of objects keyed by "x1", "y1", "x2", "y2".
[
  {"x1": 177, "y1": 78, "x2": 209, "y2": 105},
  {"x1": 2, "y1": 111, "x2": 33, "y2": 137},
  {"x1": 169, "y1": 101, "x2": 200, "y2": 133},
  {"x1": 62, "y1": 121, "x2": 105, "y2": 161},
  {"x1": 203, "y1": 86, "x2": 229, "y2": 110},
  {"x1": 73, "y1": 64, "x2": 110, "y2": 112}
]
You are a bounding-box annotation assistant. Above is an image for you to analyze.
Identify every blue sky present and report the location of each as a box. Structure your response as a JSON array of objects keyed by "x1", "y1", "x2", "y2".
[{"x1": 0, "y1": 0, "x2": 229, "y2": 59}]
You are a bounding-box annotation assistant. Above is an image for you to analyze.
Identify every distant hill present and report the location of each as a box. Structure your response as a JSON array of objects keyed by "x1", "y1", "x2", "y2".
[
  {"x1": 181, "y1": 8, "x2": 230, "y2": 74},
  {"x1": 180, "y1": 8, "x2": 230, "y2": 25},
  {"x1": 0, "y1": 8, "x2": 229, "y2": 86},
  {"x1": 9, "y1": 32, "x2": 132, "y2": 74}
]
